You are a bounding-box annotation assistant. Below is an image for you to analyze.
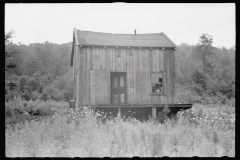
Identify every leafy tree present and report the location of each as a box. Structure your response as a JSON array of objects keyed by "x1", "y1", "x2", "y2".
[
  {"x1": 194, "y1": 33, "x2": 215, "y2": 75},
  {"x1": 5, "y1": 30, "x2": 20, "y2": 71},
  {"x1": 24, "y1": 56, "x2": 43, "y2": 75}
]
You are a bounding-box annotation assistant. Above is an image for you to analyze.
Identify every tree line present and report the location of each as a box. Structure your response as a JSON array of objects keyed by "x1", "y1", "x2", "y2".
[{"x1": 5, "y1": 30, "x2": 235, "y2": 105}]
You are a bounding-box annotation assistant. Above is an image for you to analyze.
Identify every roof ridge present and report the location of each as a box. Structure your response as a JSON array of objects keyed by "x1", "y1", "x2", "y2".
[
  {"x1": 75, "y1": 28, "x2": 176, "y2": 48},
  {"x1": 77, "y1": 29, "x2": 163, "y2": 35}
]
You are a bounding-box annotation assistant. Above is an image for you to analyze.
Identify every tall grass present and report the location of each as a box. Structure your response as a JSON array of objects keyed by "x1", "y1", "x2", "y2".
[{"x1": 5, "y1": 100, "x2": 235, "y2": 157}]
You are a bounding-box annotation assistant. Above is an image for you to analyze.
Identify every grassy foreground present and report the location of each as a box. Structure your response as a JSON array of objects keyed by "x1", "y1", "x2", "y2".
[{"x1": 5, "y1": 101, "x2": 235, "y2": 157}]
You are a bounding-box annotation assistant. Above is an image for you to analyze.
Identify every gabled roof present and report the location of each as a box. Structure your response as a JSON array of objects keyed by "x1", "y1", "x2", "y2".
[
  {"x1": 71, "y1": 29, "x2": 176, "y2": 66},
  {"x1": 75, "y1": 29, "x2": 176, "y2": 48}
]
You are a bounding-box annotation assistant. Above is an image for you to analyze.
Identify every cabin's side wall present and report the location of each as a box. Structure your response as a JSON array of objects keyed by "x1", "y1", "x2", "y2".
[{"x1": 76, "y1": 46, "x2": 175, "y2": 106}]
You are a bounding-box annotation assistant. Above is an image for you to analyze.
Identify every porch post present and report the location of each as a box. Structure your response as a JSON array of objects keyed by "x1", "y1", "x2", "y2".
[
  {"x1": 152, "y1": 107, "x2": 156, "y2": 119},
  {"x1": 118, "y1": 107, "x2": 121, "y2": 117}
]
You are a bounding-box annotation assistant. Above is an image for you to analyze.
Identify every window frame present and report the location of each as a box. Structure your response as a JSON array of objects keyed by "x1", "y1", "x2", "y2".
[{"x1": 150, "y1": 71, "x2": 165, "y2": 96}]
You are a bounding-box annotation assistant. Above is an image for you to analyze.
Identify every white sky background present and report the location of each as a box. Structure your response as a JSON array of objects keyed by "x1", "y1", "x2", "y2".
[{"x1": 5, "y1": 3, "x2": 235, "y2": 48}]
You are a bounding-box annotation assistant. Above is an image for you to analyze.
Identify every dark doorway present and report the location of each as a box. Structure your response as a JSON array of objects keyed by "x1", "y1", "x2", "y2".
[{"x1": 110, "y1": 72, "x2": 128, "y2": 104}]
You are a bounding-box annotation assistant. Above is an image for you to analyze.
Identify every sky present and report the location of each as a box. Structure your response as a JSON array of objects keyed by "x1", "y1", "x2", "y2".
[{"x1": 5, "y1": 3, "x2": 235, "y2": 48}]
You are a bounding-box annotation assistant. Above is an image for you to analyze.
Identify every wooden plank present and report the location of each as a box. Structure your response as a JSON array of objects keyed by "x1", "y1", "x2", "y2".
[
  {"x1": 142, "y1": 48, "x2": 147, "y2": 104},
  {"x1": 151, "y1": 95, "x2": 158, "y2": 104},
  {"x1": 115, "y1": 48, "x2": 118, "y2": 71},
  {"x1": 122, "y1": 48, "x2": 127, "y2": 72},
  {"x1": 129, "y1": 48, "x2": 133, "y2": 105},
  {"x1": 109, "y1": 47, "x2": 113, "y2": 71},
  {"x1": 149, "y1": 48, "x2": 153, "y2": 104},
  {"x1": 117, "y1": 48, "x2": 120, "y2": 71},
  {"x1": 132, "y1": 48, "x2": 137, "y2": 103},
  {"x1": 101, "y1": 70, "x2": 104, "y2": 104},
  {"x1": 99, "y1": 47, "x2": 103, "y2": 71},
  {"x1": 102, "y1": 71, "x2": 106, "y2": 104},
  {"x1": 87, "y1": 47, "x2": 91, "y2": 105},
  {"x1": 164, "y1": 49, "x2": 170, "y2": 105},
  {"x1": 95, "y1": 70, "x2": 99, "y2": 105},
  {"x1": 107, "y1": 71, "x2": 111, "y2": 104},
  {"x1": 98, "y1": 71, "x2": 103, "y2": 104},
  {"x1": 129, "y1": 49, "x2": 133, "y2": 88},
  {"x1": 94, "y1": 103, "x2": 192, "y2": 108},
  {"x1": 145, "y1": 48, "x2": 150, "y2": 104},
  {"x1": 75, "y1": 46, "x2": 79, "y2": 107},
  {"x1": 172, "y1": 49, "x2": 175, "y2": 103},
  {"x1": 90, "y1": 47, "x2": 93, "y2": 70},
  {"x1": 135, "y1": 48, "x2": 140, "y2": 104},
  {"x1": 90, "y1": 70, "x2": 95, "y2": 105},
  {"x1": 79, "y1": 47, "x2": 84, "y2": 106},
  {"x1": 82, "y1": 47, "x2": 87, "y2": 105},
  {"x1": 112, "y1": 47, "x2": 116, "y2": 71},
  {"x1": 117, "y1": 48, "x2": 122, "y2": 71},
  {"x1": 170, "y1": 49, "x2": 175, "y2": 104},
  {"x1": 157, "y1": 95, "x2": 161, "y2": 104},
  {"x1": 169, "y1": 50, "x2": 172, "y2": 104},
  {"x1": 95, "y1": 47, "x2": 100, "y2": 71},
  {"x1": 160, "y1": 96, "x2": 165, "y2": 104},
  {"x1": 150, "y1": 48, "x2": 153, "y2": 72},
  {"x1": 139, "y1": 48, "x2": 143, "y2": 104},
  {"x1": 102, "y1": 47, "x2": 105, "y2": 71},
  {"x1": 91, "y1": 47, "x2": 95, "y2": 70},
  {"x1": 105, "y1": 47, "x2": 109, "y2": 71},
  {"x1": 152, "y1": 49, "x2": 156, "y2": 72},
  {"x1": 126, "y1": 48, "x2": 130, "y2": 105},
  {"x1": 156, "y1": 49, "x2": 160, "y2": 72},
  {"x1": 159, "y1": 49, "x2": 164, "y2": 71}
]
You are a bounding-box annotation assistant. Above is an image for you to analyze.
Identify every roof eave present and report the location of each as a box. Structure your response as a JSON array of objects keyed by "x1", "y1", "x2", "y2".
[{"x1": 161, "y1": 32, "x2": 177, "y2": 48}]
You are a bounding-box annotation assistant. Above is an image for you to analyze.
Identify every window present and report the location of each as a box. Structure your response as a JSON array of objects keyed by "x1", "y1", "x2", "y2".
[{"x1": 151, "y1": 72, "x2": 163, "y2": 94}]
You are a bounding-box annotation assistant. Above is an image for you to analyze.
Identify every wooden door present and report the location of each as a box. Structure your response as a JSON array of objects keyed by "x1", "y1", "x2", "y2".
[{"x1": 111, "y1": 72, "x2": 127, "y2": 104}]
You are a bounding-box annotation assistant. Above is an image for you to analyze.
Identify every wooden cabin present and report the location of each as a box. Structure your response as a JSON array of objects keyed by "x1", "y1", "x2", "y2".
[{"x1": 71, "y1": 28, "x2": 191, "y2": 119}]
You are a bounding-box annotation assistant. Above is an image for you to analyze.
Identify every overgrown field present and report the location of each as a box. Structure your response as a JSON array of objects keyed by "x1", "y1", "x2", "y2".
[{"x1": 5, "y1": 99, "x2": 235, "y2": 157}]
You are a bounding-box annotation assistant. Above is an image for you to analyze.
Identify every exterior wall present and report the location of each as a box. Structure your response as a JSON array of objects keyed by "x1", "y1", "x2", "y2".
[{"x1": 75, "y1": 45, "x2": 175, "y2": 106}]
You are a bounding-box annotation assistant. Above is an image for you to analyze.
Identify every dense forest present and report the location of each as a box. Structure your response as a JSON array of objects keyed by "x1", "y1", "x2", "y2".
[{"x1": 5, "y1": 30, "x2": 235, "y2": 105}]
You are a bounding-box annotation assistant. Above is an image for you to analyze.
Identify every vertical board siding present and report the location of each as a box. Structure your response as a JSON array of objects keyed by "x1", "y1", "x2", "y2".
[
  {"x1": 126, "y1": 48, "x2": 131, "y2": 104},
  {"x1": 79, "y1": 46, "x2": 83, "y2": 106},
  {"x1": 99, "y1": 70, "x2": 103, "y2": 104},
  {"x1": 95, "y1": 47, "x2": 100, "y2": 71},
  {"x1": 73, "y1": 44, "x2": 76, "y2": 100},
  {"x1": 95, "y1": 70, "x2": 99, "y2": 105},
  {"x1": 153, "y1": 49, "x2": 157, "y2": 72},
  {"x1": 75, "y1": 46, "x2": 79, "y2": 107},
  {"x1": 90, "y1": 70, "x2": 95, "y2": 105},
  {"x1": 107, "y1": 71, "x2": 111, "y2": 104},
  {"x1": 117, "y1": 48, "x2": 121, "y2": 71},
  {"x1": 87, "y1": 47, "x2": 91, "y2": 105},
  {"x1": 139, "y1": 48, "x2": 143, "y2": 104},
  {"x1": 81, "y1": 47, "x2": 86, "y2": 105},
  {"x1": 99, "y1": 47, "x2": 102, "y2": 71},
  {"x1": 76, "y1": 45, "x2": 174, "y2": 106},
  {"x1": 129, "y1": 49, "x2": 134, "y2": 104},
  {"x1": 172, "y1": 49, "x2": 175, "y2": 103},
  {"x1": 102, "y1": 48, "x2": 105, "y2": 71},
  {"x1": 145, "y1": 48, "x2": 150, "y2": 104},
  {"x1": 122, "y1": 48, "x2": 127, "y2": 72},
  {"x1": 154, "y1": 49, "x2": 160, "y2": 72},
  {"x1": 135, "y1": 48, "x2": 140, "y2": 104},
  {"x1": 159, "y1": 49, "x2": 164, "y2": 71},
  {"x1": 105, "y1": 48, "x2": 110, "y2": 71},
  {"x1": 113, "y1": 48, "x2": 116, "y2": 71},
  {"x1": 109, "y1": 47, "x2": 113, "y2": 71}
]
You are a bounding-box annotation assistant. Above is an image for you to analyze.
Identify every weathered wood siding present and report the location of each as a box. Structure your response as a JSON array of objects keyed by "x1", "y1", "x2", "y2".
[{"x1": 75, "y1": 46, "x2": 175, "y2": 106}]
